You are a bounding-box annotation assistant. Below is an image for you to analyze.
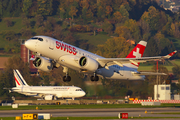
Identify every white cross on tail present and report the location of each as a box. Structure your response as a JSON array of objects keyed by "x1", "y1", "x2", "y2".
[{"x1": 133, "y1": 48, "x2": 141, "y2": 58}]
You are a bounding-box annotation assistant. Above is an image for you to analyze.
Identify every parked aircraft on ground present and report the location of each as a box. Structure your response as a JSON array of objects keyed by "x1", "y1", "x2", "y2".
[
  {"x1": 8, "y1": 69, "x2": 85, "y2": 100},
  {"x1": 25, "y1": 36, "x2": 177, "y2": 82}
]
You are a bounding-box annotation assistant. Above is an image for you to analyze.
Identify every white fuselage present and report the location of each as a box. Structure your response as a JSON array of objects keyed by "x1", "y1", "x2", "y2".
[
  {"x1": 11, "y1": 86, "x2": 86, "y2": 99},
  {"x1": 25, "y1": 36, "x2": 145, "y2": 80}
]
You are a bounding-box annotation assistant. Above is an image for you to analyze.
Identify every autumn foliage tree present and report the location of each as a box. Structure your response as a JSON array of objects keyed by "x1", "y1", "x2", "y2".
[{"x1": 96, "y1": 36, "x2": 132, "y2": 58}]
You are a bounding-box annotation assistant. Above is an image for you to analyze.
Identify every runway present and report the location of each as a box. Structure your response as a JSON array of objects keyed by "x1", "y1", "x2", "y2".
[{"x1": 0, "y1": 107, "x2": 180, "y2": 119}]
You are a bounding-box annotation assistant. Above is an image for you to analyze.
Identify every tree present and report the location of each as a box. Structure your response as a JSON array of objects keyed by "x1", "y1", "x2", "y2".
[
  {"x1": 138, "y1": 19, "x2": 150, "y2": 40},
  {"x1": 39, "y1": 71, "x2": 51, "y2": 86},
  {"x1": 97, "y1": 4, "x2": 106, "y2": 20},
  {"x1": 22, "y1": 0, "x2": 32, "y2": 16},
  {"x1": 172, "y1": 65, "x2": 180, "y2": 80},
  {"x1": 151, "y1": 65, "x2": 169, "y2": 84},
  {"x1": 37, "y1": 0, "x2": 53, "y2": 16},
  {"x1": 53, "y1": 25, "x2": 64, "y2": 40},
  {"x1": 59, "y1": 7, "x2": 65, "y2": 19},
  {"x1": 105, "y1": 6, "x2": 113, "y2": 19},
  {"x1": 115, "y1": 26, "x2": 131, "y2": 39},
  {"x1": 35, "y1": 14, "x2": 44, "y2": 27},
  {"x1": 0, "y1": 56, "x2": 31, "y2": 98},
  {"x1": 113, "y1": 11, "x2": 123, "y2": 23},
  {"x1": 102, "y1": 20, "x2": 113, "y2": 35},
  {"x1": 119, "y1": 5, "x2": 129, "y2": 23},
  {"x1": 96, "y1": 36, "x2": 132, "y2": 58},
  {"x1": 69, "y1": 6, "x2": 78, "y2": 20},
  {"x1": 141, "y1": 6, "x2": 160, "y2": 33},
  {"x1": 124, "y1": 19, "x2": 141, "y2": 41},
  {"x1": 43, "y1": 17, "x2": 56, "y2": 33}
]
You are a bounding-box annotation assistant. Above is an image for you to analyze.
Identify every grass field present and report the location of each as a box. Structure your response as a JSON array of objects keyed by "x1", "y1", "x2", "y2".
[
  {"x1": 138, "y1": 65, "x2": 175, "y2": 72},
  {"x1": 76, "y1": 33, "x2": 111, "y2": 46},
  {"x1": 0, "y1": 103, "x2": 180, "y2": 110}
]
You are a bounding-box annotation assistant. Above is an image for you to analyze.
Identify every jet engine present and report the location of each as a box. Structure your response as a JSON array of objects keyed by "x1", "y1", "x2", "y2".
[
  {"x1": 44, "y1": 95, "x2": 54, "y2": 100},
  {"x1": 33, "y1": 57, "x2": 53, "y2": 72},
  {"x1": 79, "y1": 56, "x2": 99, "y2": 72}
]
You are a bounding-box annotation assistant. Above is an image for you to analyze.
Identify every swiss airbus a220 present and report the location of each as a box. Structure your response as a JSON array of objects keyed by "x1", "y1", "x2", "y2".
[{"x1": 25, "y1": 36, "x2": 177, "y2": 82}]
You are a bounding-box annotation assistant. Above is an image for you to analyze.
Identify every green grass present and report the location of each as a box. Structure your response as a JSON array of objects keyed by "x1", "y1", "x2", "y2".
[
  {"x1": 0, "y1": 17, "x2": 24, "y2": 32},
  {"x1": 170, "y1": 59, "x2": 180, "y2": 66},
  {"x1": 138, "y1": 65, "x2": 174, "y2": 72},
  {"x1": 0, "y1": 103, "x2": 180, "y2": 110},
  {"x1": 138, "y1": 59, "x2": 180, "y2": 72},
  {"x1": 76, "y1": 33, "x2": 111, "y2": 46},
  {"x1": 0, "y1": 17, "x2": 25, "y2": 48}
]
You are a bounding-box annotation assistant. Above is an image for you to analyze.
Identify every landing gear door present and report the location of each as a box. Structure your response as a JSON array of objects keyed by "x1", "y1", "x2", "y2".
[
  {"x1": 49, "y1": 39, "x2": 54, "y2": 50},
  {"x1": 119, "y1": 66, "x2": 125, "y2": 77}
]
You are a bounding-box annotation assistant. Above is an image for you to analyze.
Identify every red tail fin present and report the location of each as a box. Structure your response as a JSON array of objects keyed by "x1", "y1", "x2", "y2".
[
  {"x1": 125, "y1": 41, "x2": 147, "y2": 69},
  {"x1": 126, "y1": 41, "x2": 147, "y2": 58}
]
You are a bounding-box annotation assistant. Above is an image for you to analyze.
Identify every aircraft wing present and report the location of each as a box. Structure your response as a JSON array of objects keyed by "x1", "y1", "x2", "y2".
[
  {"x1": 132, "y1": 72, "x2": 167, "y2": 76},
  {"x1": 97, "y1": 50, "x2": 177, "y2": 67},
  {"x1": 3, "y1": 88, "x2": 11, "y2": 90}
]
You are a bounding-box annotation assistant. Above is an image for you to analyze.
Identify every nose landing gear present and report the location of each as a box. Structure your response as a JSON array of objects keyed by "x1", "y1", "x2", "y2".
[
  {"x1": 62, "y1": 66, "x2": 71, "y2": 82},
  {"x1": 63, "y1": 75, "x2": 71, "y2": 82}
]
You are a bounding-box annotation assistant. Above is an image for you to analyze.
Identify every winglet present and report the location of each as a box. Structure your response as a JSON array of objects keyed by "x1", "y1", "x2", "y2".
[{"x1": 163, "y1": 50, "x2": 177, "y2": 59}]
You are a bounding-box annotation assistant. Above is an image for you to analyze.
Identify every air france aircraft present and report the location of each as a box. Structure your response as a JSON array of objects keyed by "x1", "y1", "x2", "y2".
[
  {"x1": 25, "y1": 36, "x2": 177, "y2": 82},
  {"x1": 9, "y1": 69, "x2": 86, "y2": 100}
]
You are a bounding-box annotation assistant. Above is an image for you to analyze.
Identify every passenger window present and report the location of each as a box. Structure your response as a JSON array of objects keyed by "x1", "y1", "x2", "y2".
[{"x1": 38, "y1": 38, "x2": 43, "y2": 41}]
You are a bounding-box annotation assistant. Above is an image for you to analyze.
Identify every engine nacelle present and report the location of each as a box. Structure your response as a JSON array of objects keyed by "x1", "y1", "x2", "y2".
[
  {"x1": 79, "y1": 56, "x2": 99, "y2": 72},
  {"x1": 44, "y1": 95, "x2": 54, "y2": 100},
  {"x1": 33, "y1": 57, "x2": 53, "y2": 72}
]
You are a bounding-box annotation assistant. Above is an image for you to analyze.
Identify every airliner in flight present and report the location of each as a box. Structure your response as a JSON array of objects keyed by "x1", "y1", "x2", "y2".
[
  {"x1": 9, "y1": 69, "x2": 86, "y2": 100},
  {"x1": 25, "y1": 36, "x2": 177, "y2": 82}
]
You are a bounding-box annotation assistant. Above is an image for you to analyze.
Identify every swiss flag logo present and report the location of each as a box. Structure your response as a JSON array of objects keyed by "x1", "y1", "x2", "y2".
[
  {"x1": 126, "y1": 44, "x2": 146, "y2": 59},
  {"x1": 125, "y1": 41, "x2": 147, "y2": 68},
  {"x1": 133, "y1": 48, "x2": 142, "y2": 58}
]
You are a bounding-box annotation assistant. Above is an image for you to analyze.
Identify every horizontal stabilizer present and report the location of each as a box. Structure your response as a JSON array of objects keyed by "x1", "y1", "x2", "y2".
[
  {"x1": 133, "y1": 72, "x2": 167, "y2": 76},
  {"x1": 3, "y1": 88, "x2": 11, "y2": 90}
]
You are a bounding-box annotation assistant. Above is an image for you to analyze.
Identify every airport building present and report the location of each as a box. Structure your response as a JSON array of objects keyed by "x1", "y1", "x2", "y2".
[{"x1": 154, "y1": 84, "x2": 171, "y2": 100}]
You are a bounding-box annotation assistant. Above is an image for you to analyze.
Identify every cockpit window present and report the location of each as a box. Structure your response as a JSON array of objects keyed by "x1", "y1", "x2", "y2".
[
  {"x1": 31, "y1": 37, "x2": 38, "y2": 39},
  {"x1": 38, "y1": 38, "x2": 43, "y2": 41},
  {"x1": 30, "y1": 37, "x2": 43, "y2": 41}
]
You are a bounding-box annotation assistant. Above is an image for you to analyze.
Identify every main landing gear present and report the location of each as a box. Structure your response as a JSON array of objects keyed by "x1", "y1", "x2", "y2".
[
  {"x1": 90, "y1": 73, "x2": 99, "y2": 81},
  {"x1": 62, "y1": 66, "x2": 99, "y2": 82}
]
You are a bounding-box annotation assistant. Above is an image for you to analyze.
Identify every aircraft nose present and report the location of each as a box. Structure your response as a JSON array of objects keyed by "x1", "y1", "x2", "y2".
[
  {"x1": 25, "y1": 40, "x2": 36, "y2": 51},
  {"x1": 81, "y1": 91, "x2": 86, "y2": 96}
]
